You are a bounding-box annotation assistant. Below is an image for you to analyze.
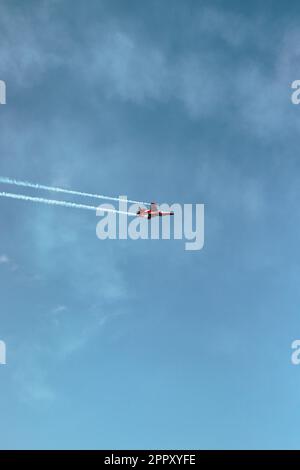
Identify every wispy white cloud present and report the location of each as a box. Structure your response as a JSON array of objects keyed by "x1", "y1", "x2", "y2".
[
  {"x1": 74, "y1": 8, "x2": 297, "y2": 133},
  {"x1": 0, "y1": 2, "x2": 65, "y2": 86},
  {"x1": 0, "y1": 2, "x2": 295, "y2": 136},
  {"x1": 0, "y1": 254, "x2": 9, "y2": 264},
  {"x1": 88, "y1": 30, "x2": 169, "y2": 104},
  {"x1": 52, "y1": 305, "x2": 68, "y2": 315},
  {"x1": 0, "y1": 254, "x2": 19, "y2": 271}
]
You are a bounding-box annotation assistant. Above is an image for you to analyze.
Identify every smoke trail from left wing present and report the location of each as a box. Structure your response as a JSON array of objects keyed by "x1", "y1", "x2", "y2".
[
  {"x1": 0, "y1": 177, "x2": 150, "y2": 206},
  {"x1": 0, "y1": 192, "x2": 137, "y2": 215}
]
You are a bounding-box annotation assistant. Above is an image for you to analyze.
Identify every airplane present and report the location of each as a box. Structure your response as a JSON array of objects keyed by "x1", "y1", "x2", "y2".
[{"x1": 136, "y1": 202, "x2": 174, "y2": 220}]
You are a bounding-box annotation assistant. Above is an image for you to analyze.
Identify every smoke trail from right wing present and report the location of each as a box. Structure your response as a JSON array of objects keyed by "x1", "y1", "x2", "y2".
[{"x1": 0, "y1": 177, "x2": 150, "y2": 206}]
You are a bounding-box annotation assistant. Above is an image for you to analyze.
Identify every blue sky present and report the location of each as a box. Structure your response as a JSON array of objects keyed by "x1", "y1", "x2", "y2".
[{"x1": 1, "y1": 0, "x2": 300, "y2": 450}]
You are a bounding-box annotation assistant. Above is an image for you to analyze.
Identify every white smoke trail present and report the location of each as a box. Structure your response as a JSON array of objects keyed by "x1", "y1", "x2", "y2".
[
  {"x1": 0, "y1": 192, "x2": 137, "y2": 216},
  {"x1": 0, "y1": 177, "x2": 150, "y2": 206}
]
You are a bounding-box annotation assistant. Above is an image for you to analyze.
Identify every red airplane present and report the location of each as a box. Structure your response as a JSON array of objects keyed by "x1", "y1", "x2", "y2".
[{"x1": 136, "y1": 202, "x2": 174, "y2": 220}]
